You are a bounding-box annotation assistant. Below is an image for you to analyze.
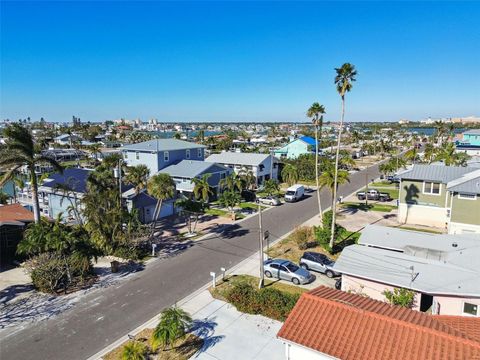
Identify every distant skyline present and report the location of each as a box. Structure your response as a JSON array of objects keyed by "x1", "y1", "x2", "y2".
[{"x1": 1, "y1": 1, "x2": 479, "y2": 123}]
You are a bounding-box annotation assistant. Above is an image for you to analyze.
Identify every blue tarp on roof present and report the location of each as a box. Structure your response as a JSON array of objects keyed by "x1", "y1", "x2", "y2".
[{"x1": 299, "y1": 136, "x2": 316, "y2": 146}]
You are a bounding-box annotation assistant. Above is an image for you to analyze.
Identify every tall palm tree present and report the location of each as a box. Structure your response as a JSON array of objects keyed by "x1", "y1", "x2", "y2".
[
  {"x1": 318, "y1": 164, "x2": 350, "y2": 212},
  {"x1": 124, "y1": 165, "x2": 150, "y2": 195},
  {"x1": 0, "y1": 124, "x2": 63, "y2": 223},
  {"x1": 147, "y1": 173, "x2": 176, "y2": 229},
  {"x1": 423, "y1": 142, "x2": 436, "y2": 164},
  {"x1": 281, "y1": 164, "x2": 299, "y2": 186},
  {"x1": 330, "y1": 63, "x2": 357, "y2": 248},
  {"x1": 88, "y1": 143, "x2": 102, "y2": 161},
  {"x1": 192, "y1": 174, "x2": 214, "y2": 202},
  {"x1": 307, "y1": 102, "x2": 326, "y2": 224}
]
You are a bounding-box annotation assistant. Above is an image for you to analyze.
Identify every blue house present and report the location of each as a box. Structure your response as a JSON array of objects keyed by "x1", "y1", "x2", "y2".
[
  {"x1": 121, "y1": 139, "x2": 206, "y2": 175},
  {"x1": 40, "y1": 168, "x2": 174, "y2": 223},
  {"x1": 159, "y1": 160, "x2": 232, "y2": 200},
  {"x1": 274, "y1": 136, "x2": 318, "y2": 159},
  {"x1": 455, "y1": 129, "x2": 480, "y2": 156}
]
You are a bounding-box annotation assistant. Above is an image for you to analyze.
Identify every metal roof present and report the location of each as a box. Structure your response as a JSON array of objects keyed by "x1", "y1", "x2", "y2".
[
  {"x1": 446, "y1": 169, "x2": 480, "y2": 194},
  {"x1": 205, "y1": 152, "x2": 271, "y2": 166},
  {"x1": 41, "y1": 168, "x2": 92, "y2": 193},
  {"x1": 334, "y1": 225, "x2": 480, "y2": 297},
  {"x1": 464, "y1": 129, "x2": 480, "y2": 135},
  {"x1": 299, "y1": 136, "x2": 316, "y2": 146},
  {"x1": 158, "y1": 160, "x2": 228, "y2": 179},
  {"x1": 121, "y1": 139, "x2": 206, "y2": 152},
  {"x1": 398, "y1": 164, "x2": 476, "y2": 183}
]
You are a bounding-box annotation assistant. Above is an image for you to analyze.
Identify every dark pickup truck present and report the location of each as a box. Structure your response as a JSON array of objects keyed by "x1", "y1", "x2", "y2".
[{"x1": 356, "y1": 189, "x2": 392, "y2": 202}]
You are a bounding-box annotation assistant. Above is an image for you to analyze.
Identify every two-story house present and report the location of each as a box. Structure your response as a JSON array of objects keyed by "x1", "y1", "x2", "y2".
[
  {"x1": 159, "y1": 160, "x2": 232, "y2": 200},
  {"x1": 121, "y1": 139, "x2": 206, "y2": 174},
  {"x1": 40, "y1": 168, "x2": 174, "y2": 224},
  {"x1": 273, "y1": 136, "x2": 317, "y2": 160},
  {"x1": 205, "y1": 152, "x2": 278, "y2": 185},
  {"x1": 398, "y1": 164, "x2": 480, "y2": 234},
  {"x1": 456, "y1": 129, "x2": 480, "y2": 156}
]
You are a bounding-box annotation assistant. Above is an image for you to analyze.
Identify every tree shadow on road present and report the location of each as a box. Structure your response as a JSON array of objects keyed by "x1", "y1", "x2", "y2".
[{"x1": 0, "y1": 284, "x2": 34, "y2": 305}]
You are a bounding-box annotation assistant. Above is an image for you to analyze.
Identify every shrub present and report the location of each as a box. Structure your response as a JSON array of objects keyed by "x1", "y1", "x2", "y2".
[
  {"x1": 225, "y1": 282, "x2": 300, "y2": 321},
  {"x1": 26, "y1": 252, "x2": 93, "y2": 294},
  {"x1": 291, "y1": 226, "x2": 315, "y2": 250},
  {"x1": 383, "y1": 288, "x2": 416, "y2": 308},
  {"x1": 121, "y1": 341, "x2": 148, "y2": 360},
  {"x1": 151, "y1": 306, "x2": 193, "y2": 351}
]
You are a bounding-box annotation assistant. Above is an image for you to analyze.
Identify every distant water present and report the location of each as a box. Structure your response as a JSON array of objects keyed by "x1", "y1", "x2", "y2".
[
  {"x1": 149, "y1": 130, "x2": 221, "y2": 139},
  {"x1": 407, "y1": 127, "x2": 465, "y2": 136}
]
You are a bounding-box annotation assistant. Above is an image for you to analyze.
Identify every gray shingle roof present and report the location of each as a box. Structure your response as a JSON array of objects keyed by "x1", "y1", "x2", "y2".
[
  {"x1": 205, "y1": 152, "x2": 270, "y2": 166},
  {"x1": 333, "y1": 225, "x2": 480, "y2": 297},
  {"x1": 158, "y1": 160, "x2": 227, "y2": 178},
  {"x1": 398, "y1": 164, "x2": 476, "y2": 183},
  {"x1": 121, "y1": 139, "x2": 206, "y2": 152},
  {"x1": 446, "y1": 169, "x2": 480, "y2": 194}
]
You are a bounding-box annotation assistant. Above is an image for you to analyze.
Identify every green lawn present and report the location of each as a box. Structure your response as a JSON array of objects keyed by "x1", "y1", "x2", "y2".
[
  {"x1": 342, "y1": 202, "x2": 397, "y2": 212},
  {"x1": 210, "y1": 274, "x2": 307, "y2": 302},
  {"x1": 238, "y1": 202, "x2": 266, "y2": 210},
  {"x1": 204, "y1": 208, "x2": 228, "y2": 217},
  {"x1": 371, "y1": 181, "x2": 397, "y2": 187}
]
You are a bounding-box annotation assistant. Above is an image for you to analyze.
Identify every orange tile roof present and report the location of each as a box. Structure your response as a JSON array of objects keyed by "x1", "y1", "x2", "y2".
[
  {"x1": 277, "y1": 286, "x2": 480, "y2": 360},
  {"x1": 0, "y1": 203, "x2": 34, "y2": 223}
]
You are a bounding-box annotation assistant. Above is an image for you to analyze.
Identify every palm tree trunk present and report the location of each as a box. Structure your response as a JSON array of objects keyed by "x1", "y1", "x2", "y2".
[
  {"x1": 330, "y1": 97, "x2": 345, "y2": 248},
  {"x1": 30, "y1": 166, "x2": 41, "y2": 223},
  {"x1": 150, "y1": 199, "x2": 163, "y2": 238},
  {"x1": 314, "y1": 123, "x2": 323, "y2": 225}
]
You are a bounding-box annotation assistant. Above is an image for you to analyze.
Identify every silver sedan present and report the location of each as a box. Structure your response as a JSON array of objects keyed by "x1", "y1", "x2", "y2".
[{"x1": 264, "y1": 259, "x2": 314, "y2": 285}]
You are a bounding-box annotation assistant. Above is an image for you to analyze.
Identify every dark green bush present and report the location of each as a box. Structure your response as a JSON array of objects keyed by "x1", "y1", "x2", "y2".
[{"x1": 225, "y1": 282, "x2": 300, "y2": 321}]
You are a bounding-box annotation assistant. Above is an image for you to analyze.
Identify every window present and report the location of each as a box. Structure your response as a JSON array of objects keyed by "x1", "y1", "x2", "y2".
[
  {"x1": 186, "y1": 149, "x2": 190, "y2": 159},
  {"x1": 124, "y1": 152, "x2": 128, "y2": 159},
  {"x1": 423, "y1": 181, "x2": 441, "y2": 195},
  {"x1": 164, "y1": 151, "x2": 169, "y2": 162},
  {"x1": 220, "y1": 172, "x2": 226, "y2": 179},
  {"x1": 135, "y1": 151, "x2": 139, "y2": 160},
  {"x1": 270, "y1": 264, "x2": 280, "y2": 270},
  {"x1": 463, "y1": 302, "x2": 478, "y2": 316},
  {"x1": 198, "y1": 148, "x2": 202, "y2": 158},
  {"x1": 458, "y1": 193, "x2": 477, "y2": 200}
]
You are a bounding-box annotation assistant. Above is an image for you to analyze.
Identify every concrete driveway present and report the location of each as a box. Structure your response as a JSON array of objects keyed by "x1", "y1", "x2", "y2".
[{"x1": 190, "y1": 300, "x2": 283, "y2": 360}]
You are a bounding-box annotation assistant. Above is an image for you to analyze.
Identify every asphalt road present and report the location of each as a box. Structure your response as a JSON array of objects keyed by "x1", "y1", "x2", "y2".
[{"x1": 0, "y1": 162, "x2": 384, "y2": 360}]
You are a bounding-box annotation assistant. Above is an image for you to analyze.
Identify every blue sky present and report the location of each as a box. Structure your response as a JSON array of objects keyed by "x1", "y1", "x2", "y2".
[{"x1": 1, "y1": 1, "x2": 479, "y2": 123}]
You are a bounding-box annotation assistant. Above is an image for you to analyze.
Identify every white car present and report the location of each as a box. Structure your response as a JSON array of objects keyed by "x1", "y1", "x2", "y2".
[{"x1": 258, "y1": 196, "x2": 281, "y2": 206}]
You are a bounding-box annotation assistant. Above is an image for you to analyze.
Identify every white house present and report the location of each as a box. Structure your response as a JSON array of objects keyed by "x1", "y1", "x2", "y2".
[{"x1": 205, "y1": 152, "x2": 279, "y2": 185}]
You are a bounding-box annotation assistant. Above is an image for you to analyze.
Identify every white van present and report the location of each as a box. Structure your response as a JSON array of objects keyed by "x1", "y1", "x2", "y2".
[{"x1": 284, "y1": 184, "x2": 305, "y2": 202}]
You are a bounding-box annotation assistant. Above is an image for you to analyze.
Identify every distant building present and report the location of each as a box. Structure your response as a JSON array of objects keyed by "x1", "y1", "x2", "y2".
[
  {"x1": 121, "y1": 139, "x2": 206, "y2": 174},
  {"x1": 273, "y1": 136, "x2": 317, "y2": 159},
  {"x1": 334, "y1": 225, "x2": 480, "y2": 317},
  {"x1": 398, "y1": 164, "x2": 480, "y2": 234},
  {"x1": 205, "y1": 152, "x2": 278, "y2": 185},
  {"x1": 278, "y1": 285, "x2": 480, "y2": 360},
  {"x1": 456, "y1": 129, "x2": 480, "y2": 156}
]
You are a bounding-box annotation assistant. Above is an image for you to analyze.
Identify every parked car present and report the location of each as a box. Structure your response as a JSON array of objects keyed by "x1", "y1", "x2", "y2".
[
  {"x1": 284, "y1": 184, "x2": 305, "y2": 202},
  {"x1": 386, "y1": 175, "x2": 400, "y2": 183},
  {"x1": 356, "y1": 189, "x2": 392, "y2": 202},
  {"x1": 258, "y1": 196, "x2": 281, "y2": 206},
  {"x1": 299, "y1": 252, "x2": 340, "y2": 278},
  {"x1": 263, "y1": 259, "x2": 314, "y2": 285}
]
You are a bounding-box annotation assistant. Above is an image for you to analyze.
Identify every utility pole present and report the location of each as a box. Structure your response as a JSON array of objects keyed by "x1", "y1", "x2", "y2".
[
  {"x1": 365, "y1": 170, "x2": 369, "y2": 207},
  {"x1": 269, "y1": 148, "x2": 274, "y2": 181},
  {"x1": 117, "y1": 159, "x2": 122, "y2": 207},
  {"x1": 258, "y1": 201, "x2": 264, "y2": 289}
]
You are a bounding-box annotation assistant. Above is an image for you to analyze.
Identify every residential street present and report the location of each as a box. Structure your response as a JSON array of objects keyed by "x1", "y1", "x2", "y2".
[{"x1": 0, "y1": 163, "x2": 384, "y2": 360}]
